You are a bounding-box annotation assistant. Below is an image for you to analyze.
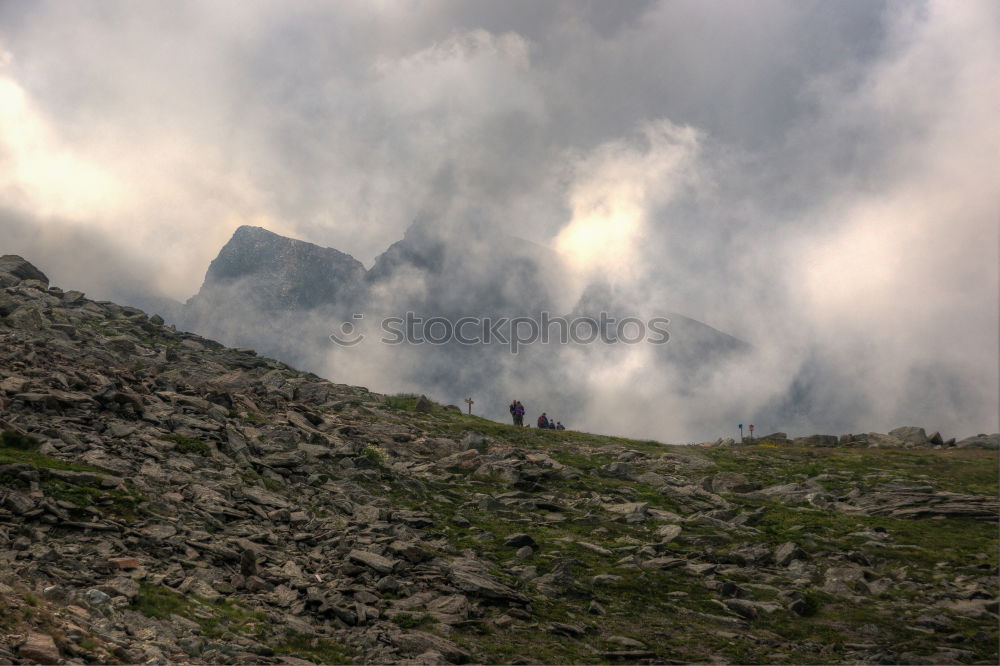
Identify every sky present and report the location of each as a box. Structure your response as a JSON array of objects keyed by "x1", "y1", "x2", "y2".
[{"x1": 1, "y1": 0, "x2": 997, "y2": 440}]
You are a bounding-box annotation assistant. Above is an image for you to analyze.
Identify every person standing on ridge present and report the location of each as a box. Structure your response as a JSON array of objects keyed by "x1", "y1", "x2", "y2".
[
  {"x1": 514, "y1": 401, "x2": 525, "y2": 426},
  {"x1": 537, "y1": 412, "x2": 549, "y2": 429},
  {"x1": 509, "y1": 400, "x2": 517, "y2": 425}
]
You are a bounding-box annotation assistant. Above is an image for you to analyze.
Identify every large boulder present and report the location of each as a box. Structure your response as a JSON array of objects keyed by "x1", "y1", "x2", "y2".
[
  {"x1": 703, "y1": 472, "x2": 758, "y2": 494},
  {"x1": 0, "y1": 255, "x2": 49, "y2": 286},
  {"x1": 865, "y1": 432, "x2": 907, "y2": 448},
  {"x1": 888, "y1": 426, "x2": 929, "y2": 447},
  {"x1": 18, "y1": 632, "x2": 61, "y2": 664},
  {"x1": 955, "y1": 434, "x2": 999, "y2": 450},
  {"x1": 792, "y1": 434, "x2": 838, "y2": 447}
]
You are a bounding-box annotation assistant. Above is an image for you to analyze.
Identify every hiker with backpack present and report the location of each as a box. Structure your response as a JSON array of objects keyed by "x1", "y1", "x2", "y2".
[
  {"x1": 509, "y1": 400, "x2": 517, "y2": 425},
  {"x1": 537, "y1": 412, "x2": 549, "y2": 429},
  {"x1": 514, "y1": 401, "x2": 525, "y2": 426}
]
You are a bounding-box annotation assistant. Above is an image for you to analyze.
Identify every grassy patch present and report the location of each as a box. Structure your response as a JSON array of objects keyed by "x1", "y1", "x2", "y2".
[
  {"x1": 161, "y1": 433, "x2": 211, "y2": 456},
  {"x1": 0, "y1": 445, "x2": 107, "y2": 474},
  {"x1": 132, "y1": 583, "x2": 189, "y2": 619},
  {"x1": 704, "y1": 445, "x2": 999, "y2": 496},
  {"x1": 133, "y1": 583, "x2": 265, "y2": 638},
  {"x1": 726, "y1": 498, "x2": 998, "y2": 574},
  {"x1": 385, "y1": 393, "x2": 421, "y2": 411},
  {"x1": 269, "y1": 631, "x2": 353, "y2": 665},
  {"x1": 391, "y1": 612, "x2": 438, "y2": 629},
  {"x1": 43, "y1": 478, "x2": 145, "y2": 521},
  {"x1": 239, "y1": 470, "x2": 285, "y2": 492},
  {"x1": 0, "y1": 430, "x2": 40, "y2": 451},
  {"x1": 360, "y1": 443, "x2": 387, "y2": 465}
]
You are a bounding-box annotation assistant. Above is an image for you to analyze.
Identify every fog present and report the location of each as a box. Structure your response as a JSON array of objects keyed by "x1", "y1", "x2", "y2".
[{"x1": 1, "y1": 1, "x2": 997, "y2": 441}]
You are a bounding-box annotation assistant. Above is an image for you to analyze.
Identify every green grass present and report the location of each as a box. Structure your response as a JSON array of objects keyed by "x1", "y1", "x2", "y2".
[
  {"x1": 0, "y1": 444, "x2": 108, "y2": 474},
  {"x1": 360, "y1": 443, "x2": 387, "y2": 465},
  {"x1": 0, "y1": 430, "x2": 40, "y2": 451},
  {"x1": 239, "y1": 470, "x2": 285, "y2": 492},
  {"x1": 391, "y1": 612, "x2": 438, "y2": 629},
  {"x1": 134, "y1": 572, "x2": 352, "y2": 663},
  {"x1": 43, "y1": 479, "x2": 145, "y2": 521},
  {"x1": 269, "y1": 631, "x2": 352, "y2": 665},
  {"x1": 704, "y1": 445, "x2": 999, "y2": 495},
  {"x1": 133, "y1": 583, "x2": 265, "y2": 638},
  {"x1": 161, "y1": 433, "x2": 211, "y2": 456},
  {"x1": 133, "y1": 583, "x2": 190, "y2": 619},
  {"x1": 385, "y1": 393, "x2": 422, "y2": 411}
]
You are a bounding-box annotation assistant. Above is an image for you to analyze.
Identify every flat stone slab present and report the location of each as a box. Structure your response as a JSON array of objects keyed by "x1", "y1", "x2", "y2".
[{"x1": 348, "y1": 549, "x2": 400, "y2": 574}]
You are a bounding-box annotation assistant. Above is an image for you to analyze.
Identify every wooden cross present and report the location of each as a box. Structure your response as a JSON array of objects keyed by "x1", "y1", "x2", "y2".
[{"x1": 464, "y1": 397, "x2": 474, "y2": 414}]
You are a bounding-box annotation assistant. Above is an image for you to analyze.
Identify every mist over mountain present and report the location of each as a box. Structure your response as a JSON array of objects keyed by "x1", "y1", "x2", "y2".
[{"x1": 178, "y1": 224, "x2": 749, "y2": 439}]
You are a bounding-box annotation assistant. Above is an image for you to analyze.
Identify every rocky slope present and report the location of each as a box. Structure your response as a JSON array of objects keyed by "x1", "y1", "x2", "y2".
[{"x1": 0, "y1": 254, "x2": 997, "y2": 665}]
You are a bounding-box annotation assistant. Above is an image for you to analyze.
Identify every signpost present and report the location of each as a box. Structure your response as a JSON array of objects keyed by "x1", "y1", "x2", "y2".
[
  {"x1": 749, "y1": 424, "x2": 754, "y2": 444},
  {"x1": 464, "y1": 397, "x2": 474, "y2": 415},
  {"x1": 738, "y1": 424, "x2": 744, "y2": 442}
]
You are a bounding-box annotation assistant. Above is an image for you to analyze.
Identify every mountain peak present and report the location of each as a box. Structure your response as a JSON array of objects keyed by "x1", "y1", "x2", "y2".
[{"x1": 191, "y1": 225, "x2": 366, "y2": 311}]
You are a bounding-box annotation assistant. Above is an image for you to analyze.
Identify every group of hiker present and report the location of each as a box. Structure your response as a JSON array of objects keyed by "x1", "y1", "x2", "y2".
[{"x1": 508, "y1": 400, "x2": 564, "y2": 430}]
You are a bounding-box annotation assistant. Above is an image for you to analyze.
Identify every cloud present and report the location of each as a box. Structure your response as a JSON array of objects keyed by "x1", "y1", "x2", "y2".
[
  {"x1": 555, "y1": 120, "x2": 703, "y2": 293},
  {"x1": 0, "y1": 73, "x2": 128, "y2": 222},
  {"x1": 0, "y1": 0, "x2": 995, "y2": 439}
]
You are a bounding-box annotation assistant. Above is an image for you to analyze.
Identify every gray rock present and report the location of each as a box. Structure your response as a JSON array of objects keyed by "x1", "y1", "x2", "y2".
[
  {"x1": 0, "y1": 255, "x2": 49, "y2": 285},
  {"x1": 459, "y1": 432, "x2": 489, "y2": 453},
  {"x1": 348, "y1": 549, "x2": 400, "y2": 574},
  {"x1": 84, "y1": 589, "x2": 111, "y2": 606},
  {"x1": 393, "y1": 631, "x2": 470, "y2": 664},
  {"x1": 866, "y1": 432, "x2": 908, "y2": 448},
  {"x1": 774, "y1": 542, "x2": 807, "y2": 567},
  {"x1": 888, "y1": 426, "x2": 929, "y2": 446},
  {"x1": 655, "y1": 524, "x2": 683, "y2": 543},
  {"x1": 823, "y1": 565, "x2": 870, "y2": 596},
  {"x1": 503, "y1": 533, "x2": 536, "y2": 548},
  {"x1": 18, "y1": 632, "x2": 60, "y2": 664},
  {"x1": 595, "y1": 462, "x2": 635, "y2": 479},
  {"x1": 577, "y1": 541, "x2": 613, "y2": 556},
  {"x1": 704, "y1": 472, "x2": 759, "y2": 494},
  {"x1": 955, "y1": 434, "x2": 999, "y2": 450},
  {"x1": 449, "y1": 566, "x2": 529, "y2": 603},
  {"x1": 2, "y1": 490, "x2": 35, "y2": 515},
  {"x1": 792, "y1": 434, "x2": 839, "y2": 447},
  {"x1": 723, "y1": 598, "x2": 782, "y2": 619}
]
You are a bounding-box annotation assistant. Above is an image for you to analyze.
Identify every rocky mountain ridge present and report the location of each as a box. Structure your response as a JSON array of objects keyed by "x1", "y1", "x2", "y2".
[{"x1": 0, "y1": 254, "x2": 997, "y2": 665}]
